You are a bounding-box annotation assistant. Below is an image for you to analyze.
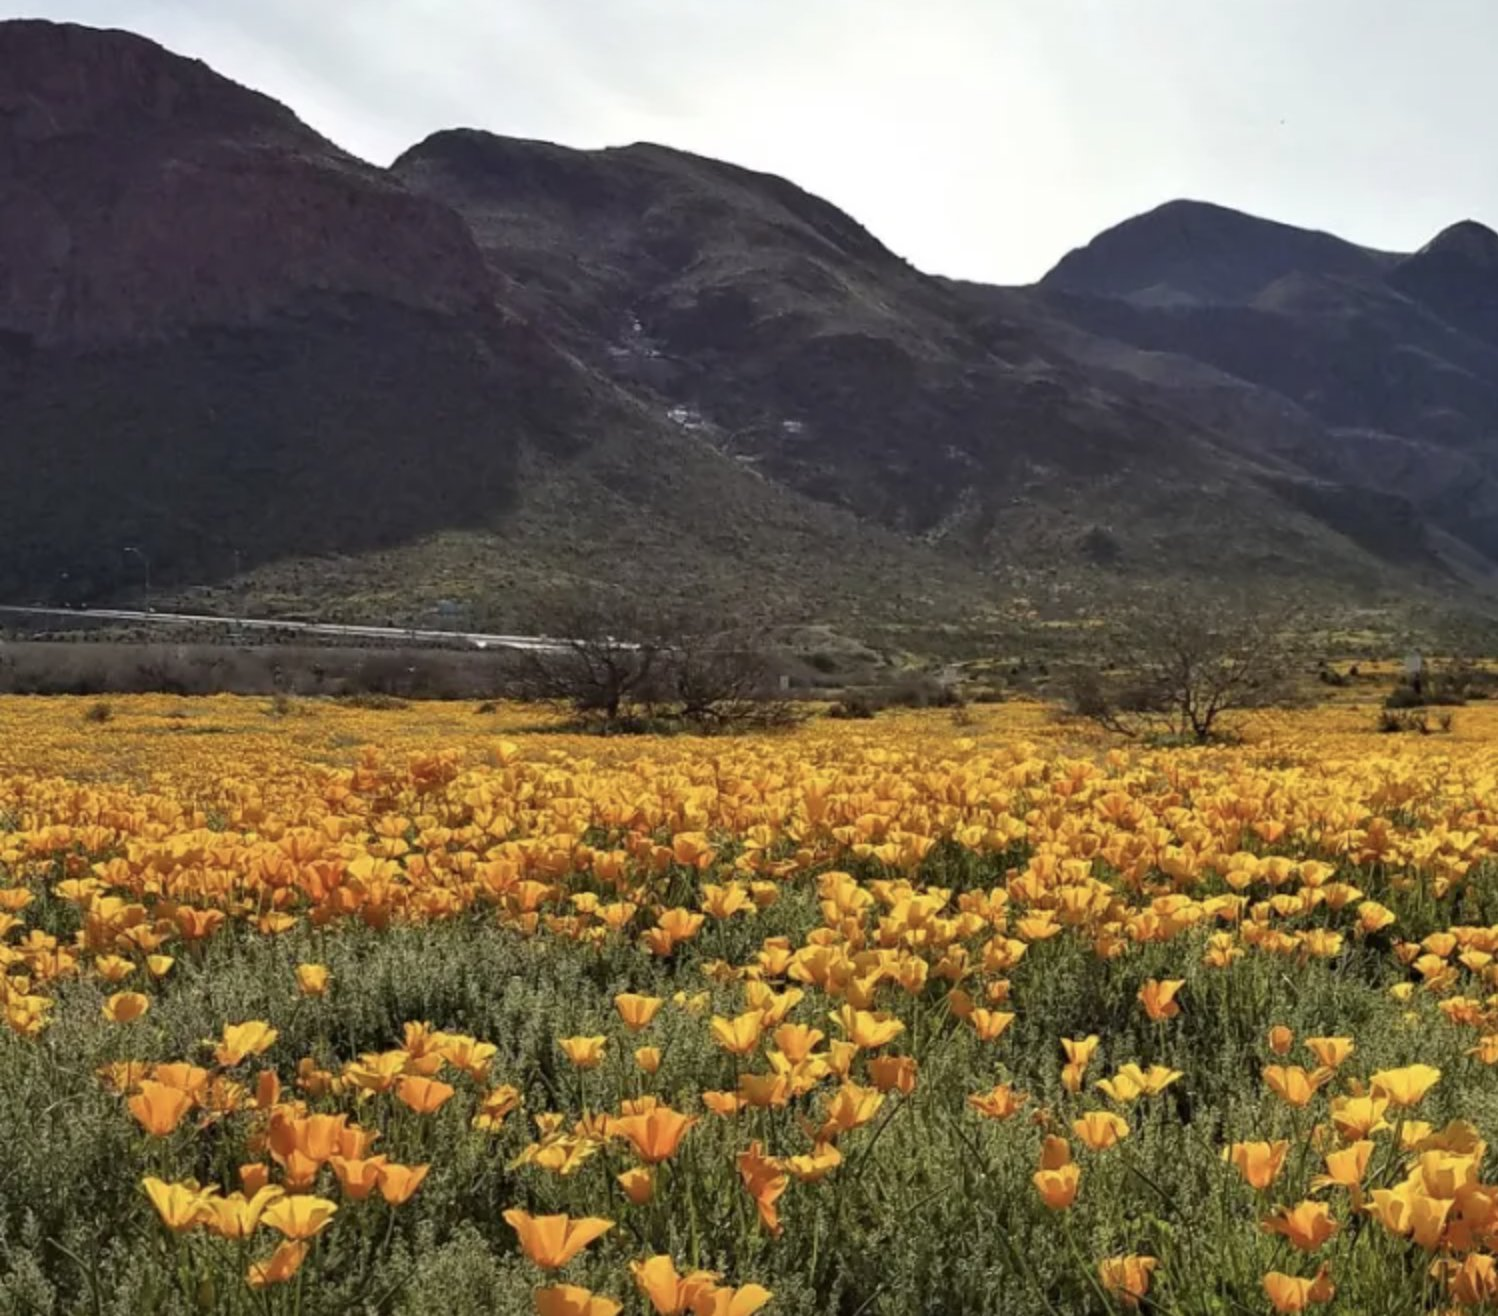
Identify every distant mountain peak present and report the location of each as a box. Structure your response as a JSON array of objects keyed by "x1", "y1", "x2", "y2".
[
  {"x1": 0, "y1": 17, "x2": 492, "y2": 347},
  {"x1": 1416, "y1": 219, "x2": 1498, "y2": 268},
  {"x1": 1042, "y1": 199, "x2": 1393, "y2": 306},
  {"x1": 395, "y1": 127, "x2": 898, "y2": 270},
  {"x1": 1390, "y1": 219, "x2": 1498, "y2": 345},
  {"x1": 0, "y1": 18, "x2": 305, "y2": 144},
  {"x1": 1136, "y1": 197, "x2": 1261, "y2": 228}
]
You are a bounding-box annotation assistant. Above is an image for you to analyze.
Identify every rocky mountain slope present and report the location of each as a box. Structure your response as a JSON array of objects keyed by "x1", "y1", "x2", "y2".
[
  {"x1": 996, "y1": 200, "x2": 1498, "y2": 576},
  {"x1": 391, "y1": 132, "x2": 1423, "y2": 591},
  {"x1": 3, "y1": 19, "x2": 1496, "y2": 629},
  {"x1": 0, "y1": 20, "x2": 993, "y2": 628}
]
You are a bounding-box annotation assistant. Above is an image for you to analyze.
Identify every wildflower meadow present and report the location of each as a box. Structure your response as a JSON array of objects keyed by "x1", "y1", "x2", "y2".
[{"x1": 2, "y1": 695, "x2": 1498, "y2": 1314}]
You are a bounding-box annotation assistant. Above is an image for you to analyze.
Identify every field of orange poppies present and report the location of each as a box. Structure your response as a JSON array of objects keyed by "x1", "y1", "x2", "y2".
[{"x1": 3, "y1": 693, "x2": 1498, "y2": 1314}]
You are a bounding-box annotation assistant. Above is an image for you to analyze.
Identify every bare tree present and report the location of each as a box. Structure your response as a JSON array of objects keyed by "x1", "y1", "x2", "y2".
[
  {"x1": 515, "y1": 599, "x2": 796, "y2": 731},
  {"x1": 514, "y1": 600, "x2": 668, "y2": 723},
  {"x1": 1064, "y1": 592, "x2": 1301, "y2": 742},
  {"x1": 666, "y1": 628, "x2": 796, "y2": 729}
]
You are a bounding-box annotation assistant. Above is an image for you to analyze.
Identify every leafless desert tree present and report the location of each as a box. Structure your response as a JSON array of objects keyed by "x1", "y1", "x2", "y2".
[
  {"x1": 1064, "y1": 592, "x2": 1302, "y2": 742},
  {"x1": 516, "y1": 599, "x2": 796, "y2": 730}
]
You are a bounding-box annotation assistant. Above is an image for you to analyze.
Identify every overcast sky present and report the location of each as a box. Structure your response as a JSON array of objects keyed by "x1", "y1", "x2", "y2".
[{"x1": 8, "y1": 0, "x2": 1495, "y2": 283}]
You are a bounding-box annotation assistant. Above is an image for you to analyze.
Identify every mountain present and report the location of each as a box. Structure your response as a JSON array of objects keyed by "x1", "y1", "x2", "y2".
[
  {"x1": 1042, "y1": 199, "x2": 1399, "y2": 306},
  {"x1": 0, "y1": 19, "x2": 996, "y2": 630},
  {"x1": 3, "y1": 18, "x2": 1497, "y2": 635},
  {"x1": 0, "y1": 19, "x2": 534, "y2": 594},
  {"x1": 390, "y1": 132, "x2": 1432, "y2": 591},
  {"x1": 1389, "y1": 221, "x2": 1498, "y2": 346},
  {"x1": 1007, "y1": 201, "x2": 1498, "y2": 573}
]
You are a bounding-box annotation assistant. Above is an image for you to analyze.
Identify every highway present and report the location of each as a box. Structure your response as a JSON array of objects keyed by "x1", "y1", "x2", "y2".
[{"x1": 0, "y1": 606, "x2": 567, "y2": 652}]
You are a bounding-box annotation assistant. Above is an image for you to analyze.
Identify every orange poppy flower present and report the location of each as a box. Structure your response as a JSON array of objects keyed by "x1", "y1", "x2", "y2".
[
  {"x1": 200, "y1": 1187, "x2": 286, "y2": 1240},
  {"x1": 737, "y1": 1072, "x2": 791, "y2": 1110},
  {"x1": 691, "y1": 1284, "x2": 774, "y2": 1316},
  {"x1": 532, "y1": 1287, "x2": 623, "y2": 1316},
  {"x1": 614, "y1": 993, "x2": 663, "y2": 1033},
  {"x1": 867, "y1": 1055, "x2": 918, "y2": 1095},
  {"x1": 1311, "y1": 1140, "x2": 1373, "y2": 1201},
  {"x1": 1040, "y1": 1136, "x2": 1072, "y2": 1169},
  {"x1": 141, "y1": 1177, "x2": 211, "y2": 1232},
  {"x1": 630, "y1": 1255, "x2": 722, "y2": 1315},
  {"x1": 1330, "y1": 1094, "x2": 1391, "y2": 1141},
  {"x1": 1225, "y1": 1141, "x2": 1290, "y2": 1191},
  {"x1": 247, "y1": 1241, "x2": 309, "y2": 1289},
  {"x1": 771, "y1": 1024, "x2": 825, "y2": 1063},
  {"x1": 1263, "y1": 1065, "x2": 1331, "y2": 1108},
  {"x1": 102, "y1": 992, "x2": 150, "y2": 1024},
  {"x1": 1061, "y1": 1034, "x2": 1100, "y2": 1067},
  {"x1": 93, "y1": 955, "x2": 134, "y2": 984},
  {"x1": 239, "y1": 1163, "x2": 272, "y2": 1194},
  {"x1": 1448, "y1": 1254, "x2": 1498, "y2": 1307},
  {"x1": 1098, "y1": 1255, "x2": 1157, "y2": 1309},
  {"x1": 474, "y1": 1084, "x2": 523, "y2": 1132},
  {"x1": 558, "y1": 1036, "x2": 608, "y2": 1069},
  {"x1": 295, "y1": 963, "x2": 330, "y2": 996},
  {"x1": 1304, "y1": 1037, "x2": 1355, "y2": 1069},
  {"x1": 271, "y1": 1111, "x2": 348, "y2": 1163},
  {"x1": 634, "y1": 1046, "x2": 663, "y2": 1075},
  {"x1": 1138, "y1": 979, "x2": 1184, "y2": 1022},
  {"x1": 1262, "y1": 1201, "x2": 1338, "y2": 1253},
  {"x1": 152, "y1": 1065, "x2": 211, "y2": 1095},
  {"x1": 612, "y1": 1106, "x2": 696, "y2": 1164},
  {"x1": 737, "y1": 1143, "x2": 788, "y2": 1236},
  {"x1": 1370, "y1": 1064, "x2": 1441, "y2": 1108},
  {"x1": 262, "y1": 1195, "x2": 338, "y2": 1241},
  {"x1": 968, "y1": 1009, "x2": 1016, "y2": 1042},
  {"x1": 96, "y1": 1060, "x2": 151, "y2": 1094},
  {"x1": 329, "y1": 1155, "x2": 389, "y2": 1200},
  {"x1": 1033, "y1": 1163, "x2": 1081, "y2": 1210},
  {"x1": 253, "y1": 1070, "x2": 281, "y2": 1110},
  {"x1": 215, "y1": 1020, "x2": 279, "y2": 1066},
  {"x1": 128, "y1": 1080, "x2": 193, "y2": 1137},
  {"x1": 710, "y1": 1012, "x2": 765, "y2": 1056},
  {"x1": 827, "y1": 1006, "x2": 904, "y2": 1050},
  {"x1": 967, "y1": 1084, "x2": 1028, "y2": 1120},
  {"x1": 376, "y1": 1163, "x2": 429, "y2": 1205},
  {"x1": 702, "y1": 1091, "x2": 745, "y2": 1118},
  {"x1": 1263, "y1": 1266, "x2": 1335, "y2": 1312},
  {"x1": 817, "y1": 1083, "x2": 883, "y2": 1140},
  {"x1": 701, "y1": 882, "x2": 750, "y2": 919},
  {"x1": 617, "y1": 1167, "x2": 655, "y2": 1204},
  {"x1": 396, "y1": 1075, "x2": 455, "y2": 1114},
  {"x1": 1072, "y1": 1111, "x2": 1130, "y2": 1151},
  {"x1": 503, "y1": 1210, "x2": 614, "y2": 1269},
  {"x1": 279, "y1": 1149, "x2": 320, "y2": 1193},
  {"x1": 783, "y1": 1142, "x2": 842, "y2": 1184},
  {"x1": 1096, "y1": 1063, "x2": 1181, "y2": 1102}
]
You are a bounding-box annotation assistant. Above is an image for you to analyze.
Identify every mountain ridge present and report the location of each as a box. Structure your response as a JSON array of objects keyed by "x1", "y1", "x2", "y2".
[
  {"x1": 3, "y1": 18, "x2": 1497, "y2": 633},
  {"x1": 1040, "y1": 198, "x2": 1402, "y2": 306}
]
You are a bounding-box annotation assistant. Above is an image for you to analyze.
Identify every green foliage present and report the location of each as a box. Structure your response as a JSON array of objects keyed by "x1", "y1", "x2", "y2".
[{"x1": 0, "y1": 862, "x2": 1480, "y2": 1316}]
